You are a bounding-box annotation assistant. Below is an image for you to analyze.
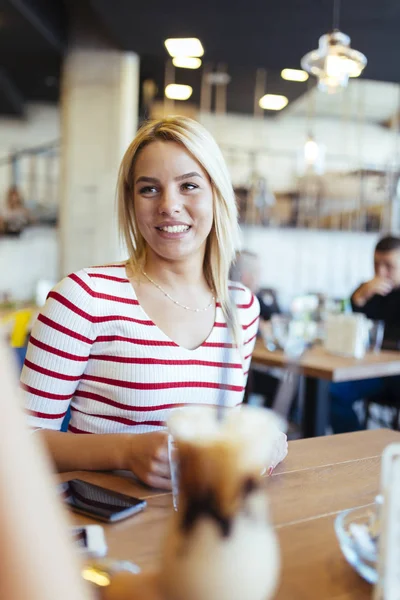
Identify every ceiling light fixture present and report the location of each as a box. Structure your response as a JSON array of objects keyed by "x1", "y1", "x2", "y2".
[
  {"x1": 165, "y1": 84, "x2": 193, "y2": 101},
  {"x1": 164, "y1": 38, "x2": 204, "y2": 58},
  {"x1": 259, "y1": 94, "x2": 288, "y2": 111},
  {"x1": 281, "y1": 68, "x2": 309, "y2": 82},
  {"x1": 206, "y1": 72, "x2": 231, "y2": 85},
  {"x1": 297, "y1": 135, "x2": 326, "y2": 176},
  {"x1": 172, "y1": 56, "x2": 202, "y2": 69},
  {"x1": 304, "y1": 135, "x2": 323, "y2": 166},
  {"x1": 300, "y1": 0, "x2": 367, "y2": 94}
]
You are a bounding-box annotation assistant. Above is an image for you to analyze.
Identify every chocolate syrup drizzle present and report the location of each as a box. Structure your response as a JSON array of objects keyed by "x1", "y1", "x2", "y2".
[{"x1": 181, "y1": 476, "x2": 258, "y2": 538}]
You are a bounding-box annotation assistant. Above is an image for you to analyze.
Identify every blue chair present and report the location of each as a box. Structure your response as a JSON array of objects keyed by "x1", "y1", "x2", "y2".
[
  {"x1": 14, "y1": 346, "x2": 27, "y2": 370},
  {"x1": 61, "y1": 407, "x2": 71, "y2": 432}
]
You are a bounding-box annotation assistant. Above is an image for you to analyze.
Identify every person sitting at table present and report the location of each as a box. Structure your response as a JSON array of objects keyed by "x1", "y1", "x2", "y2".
[
  {"x1": 231, "y1": 250, "x2": 280, "y2": 321},
  {"x1": 231, "y1": 250, "x2": 281, "y2": 407},
  {"x1": 21, "y1": 116, "x2": 287, "y2": 490},
  {"x1": 330, "y1": 235, "x2": 400, "y2": 433},
  {"x1": 2, "y1": 185, "x2": 30, "y2": 236}
]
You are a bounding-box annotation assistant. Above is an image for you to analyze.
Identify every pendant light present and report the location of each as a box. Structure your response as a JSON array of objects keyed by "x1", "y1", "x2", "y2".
[{"x1": 301, "y1": 0, "x2": 367, "y2": 94}]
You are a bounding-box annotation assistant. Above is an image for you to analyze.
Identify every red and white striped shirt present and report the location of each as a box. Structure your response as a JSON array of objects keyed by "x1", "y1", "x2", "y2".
[{"x1": 21, "y1": 264, "x2": 260, "y2": 434}]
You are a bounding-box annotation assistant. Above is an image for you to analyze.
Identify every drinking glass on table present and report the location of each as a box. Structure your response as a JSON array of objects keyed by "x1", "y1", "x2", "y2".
[
  {"x1": 269, "y1": 315, "x2": 310, "y2": 356},
  {"x1": 168, "y1": 434, "x2": 179, "y2": 511},
  {"x1": 270, "y1": 315, "x2": 291, "y2": 350},
  {"x1": 367, "y1": 320, "x2": 385, "y2": 354},
  {"x1": 162, "y1": 405, "x2": 281, "y2": 600}
]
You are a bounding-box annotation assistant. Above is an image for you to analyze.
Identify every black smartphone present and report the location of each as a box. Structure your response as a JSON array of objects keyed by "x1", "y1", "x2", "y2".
[{"x1": 59, "y1": 479, "x2": 147, "y2": 523}]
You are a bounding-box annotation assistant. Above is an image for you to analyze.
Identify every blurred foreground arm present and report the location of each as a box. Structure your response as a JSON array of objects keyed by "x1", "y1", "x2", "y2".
[{"x1": 0, "y1": 339, "x2": 91, "y2": 600}]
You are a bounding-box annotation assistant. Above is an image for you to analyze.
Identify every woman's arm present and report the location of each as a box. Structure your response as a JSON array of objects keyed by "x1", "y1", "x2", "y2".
[
  {"x1": 39, "y1": 429, "x2": 172, "y2": 490},
  {"x1": 21, "y1": 270, "x2": 95, "y2": 431},
  {"x1": 41, "y1": 429, "x2": 172, "y2": 489},
  {"x1": 22, "y1": 271, "x2": 172, "y2": 488},
  {"x1": 38, "y1": 430, "x2": 130, "y2": 472}
]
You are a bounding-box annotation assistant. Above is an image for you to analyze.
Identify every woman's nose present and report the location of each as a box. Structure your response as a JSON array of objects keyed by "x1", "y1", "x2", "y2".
[{"x1": 158, "y1": 188, "x2": 182, "y2": 215}]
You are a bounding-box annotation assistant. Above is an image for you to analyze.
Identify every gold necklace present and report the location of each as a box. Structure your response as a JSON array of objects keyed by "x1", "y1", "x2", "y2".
[{"x1": 142, "y1": 270, "x2": 215, "y2": 313}]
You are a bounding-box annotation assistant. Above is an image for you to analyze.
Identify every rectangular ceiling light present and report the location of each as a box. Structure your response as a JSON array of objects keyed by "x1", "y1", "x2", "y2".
[
  {"x1": 165, "y1": 38, "x2": 204, "y2": 58},
  {"x1": 259, "y1": 94, "x2": 288, "y2": 111},
  {"x1": 165, "y1": 84, "x2": 193, "y2": 100},
  {"x1": 172, "y1": 56, "x2": 202, "y2": 69},
  {"x1": 281, "y1": 68, "x2": 309, "y2": 82}
]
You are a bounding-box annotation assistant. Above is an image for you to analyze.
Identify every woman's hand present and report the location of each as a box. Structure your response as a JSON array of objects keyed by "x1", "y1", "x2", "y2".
[
  {"x1": 124, "y1": 431, "x2": 171, "y2": 490},
  {"x1": 268, "y1": 430, "x2": 288, "y2": 475}
]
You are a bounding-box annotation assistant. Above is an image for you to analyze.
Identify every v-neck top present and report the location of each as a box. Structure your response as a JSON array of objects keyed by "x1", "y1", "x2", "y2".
[{"x1": 21, "y1": 264, "x2": 260, "y2": 434}]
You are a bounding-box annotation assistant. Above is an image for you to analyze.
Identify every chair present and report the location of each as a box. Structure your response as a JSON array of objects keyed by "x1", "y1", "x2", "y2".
[
  {"x1": 363, "y1": 393, "x2": 400, "y2": 431},
  {"x1": 258, "y1": 288, "x2": 280, "y2": 312},
  {"x1": 61, "y1": 408, "x2": 71, "y2": 432}
]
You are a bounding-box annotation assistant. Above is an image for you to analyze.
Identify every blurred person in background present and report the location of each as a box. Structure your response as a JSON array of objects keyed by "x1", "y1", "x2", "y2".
[
  {"x1": 231, "y1": 250, "x2": 280, "y2": 321},
  {"x1": 330, "y1": 235, "x2": 400, "y2": 433},
  {"x1": 2, "y1": 185, "x2": 30, "y2": 236},
  {"x1": 231, "y1": 250, "x2": 281, "y2": 408},
  {"x1": 21, "y1": 117, "x2": 287, "y2": 490},
  {"x1": 352, "y1": 235, "x2": 400, "y2": 343}
]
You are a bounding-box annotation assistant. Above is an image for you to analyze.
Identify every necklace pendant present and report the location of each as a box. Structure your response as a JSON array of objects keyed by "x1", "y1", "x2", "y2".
[{"x1": 142, "y1": 270, "x2": 215, "y2": 312}]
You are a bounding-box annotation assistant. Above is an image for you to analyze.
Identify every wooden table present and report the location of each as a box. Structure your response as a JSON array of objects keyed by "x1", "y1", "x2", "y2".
[
  {"x1": 252, "y1": 338, "x2": 400, "y2": 437},
  {"x1": 61, "y1": 428, "x2": 400, "y2": 599}
]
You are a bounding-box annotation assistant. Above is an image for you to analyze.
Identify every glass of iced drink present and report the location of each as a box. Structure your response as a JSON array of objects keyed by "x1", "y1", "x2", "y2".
[{"x1": 161, "y1": 405, "x2": 280, "y2": 600}]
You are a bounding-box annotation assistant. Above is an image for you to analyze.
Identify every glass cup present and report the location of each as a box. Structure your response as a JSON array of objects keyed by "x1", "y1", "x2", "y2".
[
  {"x1": 168, "y1": 407, "x2": 287, "y2": 511},
  {"x1": 269, "y1": 314, "x2": 309, "y2": 357},
  {"x1": 162, "y1": 405, "x2": 281, "y2": 600},
  {"x1": 260, "y1": 320, "x2": 277, "y2": 351},
  {"x1": 168, "y1": 435, "x2": 179, "y2": 511},
  {"x1": 367, "y1": 320, "x2": 385, "y2": 354},
  {"x1": 271, "y1": 314, "x2": 291, "y2": 350}
]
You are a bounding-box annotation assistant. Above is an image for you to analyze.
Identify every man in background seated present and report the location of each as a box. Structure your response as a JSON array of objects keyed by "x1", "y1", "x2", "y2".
[
  {"x1": 231, "y1": 250, "x2": 281, "y2": 406},
  {"x1": 231, "y1": 250, "x2": 280, "y2": 321},
  {"x1": 330, "y1": 235, "x2": 400, "y2": 433},
  {"x1": 352, "y1": 235, "x2": 400, "y2": 346}
]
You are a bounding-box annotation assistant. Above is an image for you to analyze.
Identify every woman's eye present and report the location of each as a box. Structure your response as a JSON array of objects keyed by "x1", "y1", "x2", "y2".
[
  {"x1": 140, "y1": 186, "x2": 158, "y2": 194},
  {"x1": 181, "y1": 182, "x2": 198, "y2": 191}
]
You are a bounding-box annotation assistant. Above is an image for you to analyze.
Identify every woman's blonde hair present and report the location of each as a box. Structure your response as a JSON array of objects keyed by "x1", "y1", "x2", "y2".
[{"x1": 117, "y1": 116, "x2": 243, "y2": 350}]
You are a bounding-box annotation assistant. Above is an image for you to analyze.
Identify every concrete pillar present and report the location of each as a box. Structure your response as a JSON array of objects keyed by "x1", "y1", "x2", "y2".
[{"x1": 60, "y1": 47, "x2": 139, "y2": 274}]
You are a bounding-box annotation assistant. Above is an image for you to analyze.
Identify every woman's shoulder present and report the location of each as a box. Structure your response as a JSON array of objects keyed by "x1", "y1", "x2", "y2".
[
  {"x1": 228, "y1": 281, "x2": 260, "y2": 322},
  {"x1": 83, "y1": 262, "x2": 129, "y2": 281},
  {"x1": 51, "y1": 262, "x2": 129, "y2": 300}
]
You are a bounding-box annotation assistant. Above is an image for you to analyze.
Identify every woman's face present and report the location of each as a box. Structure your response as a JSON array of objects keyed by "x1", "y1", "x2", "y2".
[{"x1": 133, "y1": 141, "x2": 214, "y2": 264}]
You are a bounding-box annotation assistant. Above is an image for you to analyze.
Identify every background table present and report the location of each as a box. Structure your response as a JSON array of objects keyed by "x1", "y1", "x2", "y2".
[
  {"x1": 60, "y1": 428, "x2": 400, "y2": 599},
  {"x1": 252, "y1": 339, "x2": 400, "y2": 437}
]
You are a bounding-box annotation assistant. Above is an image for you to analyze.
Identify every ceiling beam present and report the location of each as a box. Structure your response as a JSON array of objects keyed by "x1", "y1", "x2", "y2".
[
  {"x1": 0, "y1": 69, "x2": 25, "y2": 117},
  {"x1": 8, "y1": 0, "x2": 66, "y2": 52}
]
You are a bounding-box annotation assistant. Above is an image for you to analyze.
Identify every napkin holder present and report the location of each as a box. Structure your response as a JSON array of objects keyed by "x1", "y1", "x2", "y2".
[{"x1": 324, "y1": 313, "x2": 368, "y2": 359}]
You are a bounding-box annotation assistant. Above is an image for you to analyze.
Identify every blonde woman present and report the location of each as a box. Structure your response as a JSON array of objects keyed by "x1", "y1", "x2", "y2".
[{"x1": 22, "y1": 117, "x2": 287, "y2": 489}]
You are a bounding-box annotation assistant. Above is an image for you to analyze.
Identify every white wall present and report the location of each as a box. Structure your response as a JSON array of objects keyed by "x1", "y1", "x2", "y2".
[
  {"x1": 0, "y1": 226, "x2": 59, "y2": 302},
  {"x1": 241, "y1": 226, "x2": 378, "y2": 308}
]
